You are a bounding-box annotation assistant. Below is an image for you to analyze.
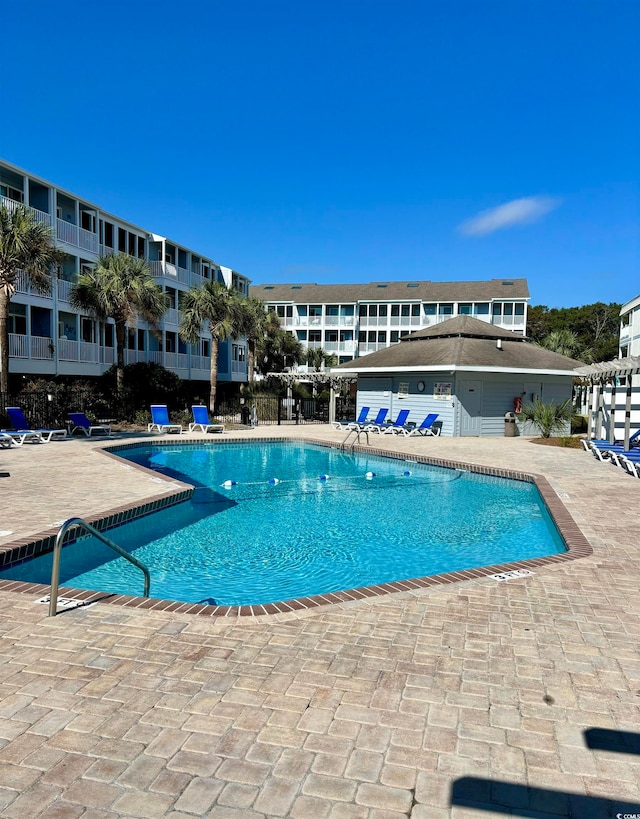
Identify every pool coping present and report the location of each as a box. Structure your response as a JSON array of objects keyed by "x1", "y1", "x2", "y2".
[{"x1": 0, "y1": 436, "x2": 593, "y2": 617}]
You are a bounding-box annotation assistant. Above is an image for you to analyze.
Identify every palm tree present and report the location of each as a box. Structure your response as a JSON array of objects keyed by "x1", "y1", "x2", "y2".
[
  {"x1": 0, "y1": 204, "x2": 63, "y2": 393},
  {"x1": 257, "y1": 311, "x2": 305, "y2": 374},
  {"x1": 70, "y1": 253, "x2": 167, "y2": 394},
  {"x1": 540, "y1": 329, "x2": 580, "y2": 358},
  {"x1": 235, "y1": 296, "x2": 268, "y2": 382},
  {"x1": 306, "y1": 347, "x2": 338, "y2": 371},
  {"x1": 518, "y1": 398, "x2": 573, "y2": 438},
  {"x1": 179, "y1": 280, "x2": 242, "y2": 411}
]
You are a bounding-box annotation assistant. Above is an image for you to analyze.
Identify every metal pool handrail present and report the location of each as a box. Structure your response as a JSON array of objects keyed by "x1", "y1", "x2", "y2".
[{"x1": 49, "y1": 517, "x2": 150, "y2": 616}]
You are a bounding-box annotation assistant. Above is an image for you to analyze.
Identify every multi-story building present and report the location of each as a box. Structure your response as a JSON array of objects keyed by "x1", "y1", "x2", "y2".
[
  {"x1": 0, "y1": 160, "x2": 250, "y2": 388},
  {"x1": 251, "y1": 279, "x2": 529, "y2": 366},
  {"x1": 619, "y1": 294, "x2": 640, "y2": 359}
]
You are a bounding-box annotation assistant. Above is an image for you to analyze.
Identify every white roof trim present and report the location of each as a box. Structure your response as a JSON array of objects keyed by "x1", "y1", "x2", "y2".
[{"x1": 331, "y1": 365, "x2": 578, "y2": 376}]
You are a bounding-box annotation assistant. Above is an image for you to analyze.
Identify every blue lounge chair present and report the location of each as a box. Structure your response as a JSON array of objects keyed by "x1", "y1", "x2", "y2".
[
  {"x1": 331, "y1": 406, "x2": 370, "y2": 430},
  {"x1": 189, "y1": 405, "x2": 225, "y2": 434},
  {"x1": 364, "y1": 408, "x2": 389, "y2": 433},
  {"x1": 148, "y1": 405, "x2": 183, "y2": 434},
  {"x1": 380, "y1": 409, "x2": 411, "y2": 434},
  {"x1": 406, "y1": 413, "x2": 441, "y2": 437},
  {"x1": 5, "y1": 406, "x2": 67, "y2": 443},
  {"x1": 68, "y1": 412, "x2": 111, "y2": 437}
]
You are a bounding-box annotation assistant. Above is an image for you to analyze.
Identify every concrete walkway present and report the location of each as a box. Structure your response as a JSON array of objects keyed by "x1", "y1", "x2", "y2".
[{"x1": 0, "y1": 427, "x2": 638, "y2": 817}]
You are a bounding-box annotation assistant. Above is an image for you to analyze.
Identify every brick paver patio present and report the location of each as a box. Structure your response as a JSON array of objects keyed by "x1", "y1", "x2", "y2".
[{"x1": 0, "y1": 427, "x2": 638, "y2": 817}]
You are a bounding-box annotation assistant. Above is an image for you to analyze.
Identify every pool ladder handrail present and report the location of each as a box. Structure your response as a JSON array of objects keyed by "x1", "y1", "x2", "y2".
[
  {"x1": 340, "y1": 425, "x2": 370, "y2": 450},
  {"x1": 49, "y1": 517, "x2": 150, "y2": 617}
]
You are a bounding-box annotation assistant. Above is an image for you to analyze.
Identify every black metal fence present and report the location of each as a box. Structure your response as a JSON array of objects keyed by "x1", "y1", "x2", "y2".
[
  {"x1": 214, "y1": 395, "x2": 333, "y2": 426},
  {"x1": 0, "y1": 390, "x2": 111, "y2": 429}
]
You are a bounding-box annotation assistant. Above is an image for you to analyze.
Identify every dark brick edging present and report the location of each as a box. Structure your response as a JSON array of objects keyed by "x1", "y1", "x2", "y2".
[{"x1": 0, "y1": 436, "x2": 593, "y2": 617}]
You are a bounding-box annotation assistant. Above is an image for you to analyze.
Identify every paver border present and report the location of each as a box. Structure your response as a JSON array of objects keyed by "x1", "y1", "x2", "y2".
[{"x1": 0, "y1": 436, "x2": 593, "y2": 616}]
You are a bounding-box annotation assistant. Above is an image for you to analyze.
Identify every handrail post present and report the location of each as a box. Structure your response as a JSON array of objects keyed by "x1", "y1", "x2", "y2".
[{"x1": 49, "y1": 516, "x2": 150, "y2": 616}]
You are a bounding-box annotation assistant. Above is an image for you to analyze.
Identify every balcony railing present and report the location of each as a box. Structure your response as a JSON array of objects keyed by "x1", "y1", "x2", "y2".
[
  {"x1": 232, "y1": 360, "x2": 248, "y2": 375},
  {"x1": 0, "y1": 195, "x2": 53, "y2": 228},
  {"x1": 8, "y1": 333, "x2": 215, "y2": 374},
  {"x1": 58, "y1": 339, "x2": 101, "y2": 363},
  {"x1": 79, "y1": 227, "x2": 98, "y2": 254},
  {"x1": 57, "y1": 279, "x2": 73, "y2": 302},
  {"x1": 12, "y1": 269, "x2": 53, "y2": 298}
]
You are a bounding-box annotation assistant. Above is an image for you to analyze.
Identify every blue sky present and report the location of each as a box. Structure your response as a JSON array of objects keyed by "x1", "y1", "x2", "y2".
[{"x1": 2, "y1": 0, "x2": 638, "y2": 308}]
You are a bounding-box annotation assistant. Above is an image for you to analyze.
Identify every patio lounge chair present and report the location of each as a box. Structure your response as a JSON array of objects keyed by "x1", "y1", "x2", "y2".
[
  {"x1": 189, "y1": 406, "x2": 225, "y2": 434},
  {"x1": 6, "y1": 407, "x2": 67, "y2": 443},
  {"x1": 0, "y1": 432, "x2": 13, "y2": 448},
  {"x1": 379, "y1": 409, "x2": 411, "y2": 434},
  {"x1": 68, "y1": 412, "x2": 112, "y2": 438},
  {"x1": 148, "y1": 405, "x2": 183, "y2": 434},
  {"x1": 363, "y1": 408, "x2": 389, "y2": 433},
  {"x1": 405, "y1": 413, "x2": 441, "y2": 437},
  {"x1": 331, "y1": 406, "x2": 370, "y2": 430}
]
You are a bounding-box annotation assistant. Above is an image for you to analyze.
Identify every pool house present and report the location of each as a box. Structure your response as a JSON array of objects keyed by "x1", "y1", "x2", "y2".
[{"x1": 333, "y1": 315, "x2": 582, "y2": 437}]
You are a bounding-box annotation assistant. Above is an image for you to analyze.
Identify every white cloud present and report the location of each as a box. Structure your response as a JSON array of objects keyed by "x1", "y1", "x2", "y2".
[{"x1": 458, "y1": 196, "x2": 561, "y2": 237}]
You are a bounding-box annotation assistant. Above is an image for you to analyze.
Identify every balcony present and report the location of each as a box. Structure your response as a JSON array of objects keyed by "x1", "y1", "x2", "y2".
[
  {"x1": 1, "y1": 195, "x2": 53, "y2": 228},
  {"x1": 13, "y1": 270, "x2": 53, "y2": 299},
  {"x1": 9, "y1": 334, "x2": 54, "y2": 360},
  {"x1": 358, "y1": 342, "x2": 389, "y2": 354},
  {"x1": 323, "y1": 341, "x2": 356, "y2": 353},
  {"x1": 53, "y1": 217, "x2": 99, "y2": 254},
  {"x1": 58, "y1": 338, "x2": 101, "y2": 364},
  {"x1": 57, "y1": 279, "x2": 74, "y2": 302},
  {"x1": 324, "y1": 316, "x2": 355, "y2": 327}
]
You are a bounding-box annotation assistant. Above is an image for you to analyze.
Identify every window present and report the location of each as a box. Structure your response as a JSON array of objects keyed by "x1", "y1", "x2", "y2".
[
  {"x1": 277, "y1": 306, "x2": 285, "y2": 318},
  {"x1": 369, "y1": 305, "x2": 378, "y2": 317},
  {"x1": 459, "y1": 303, "x2": 473, "y2": 315},
  {"x1": 138, "y1": 236, "x2": 145, "y2": 258},
  {"x1": 359, "y1": 305, "x2": 368, "y2": 317},
  {"x1": 118, "y1": 228, "x2": 127, "y2": 252},
  {"x1": 325, "y1": 331, "x2": 338, "y2": 343},
  {"x1": 326, "y1": 305, "x2": 339, "y2": 316},
  {"x1": 475, "y1": 303, "x2": 489, "y2": 315},
  {"x1": 138, "y1": 329, "x2": 145, "y2": 350},
  {"x1": 423, "y1": 304, "x2": 436, "y2": 316},
  {"x1": 368, "y1": 331, "x2": 376, "y2": 342},
  {"x1": 400, "y1": 330, "x2": 409, "y2": 338},
  {"x1": 411, "y1": 304, "x2": 420, "y2": 317},
  {"x1": 104, "y1": 324, "x2": 114, "y2": 347},
  {"x1": 401, "y1": 305, "x2": 410, "y2": 317},
  {"x1": 438, "y1": 303, "x2": 453, "y2": 316},
  {"x1": 391, "y1": 305, "x2": 400, "y2": 317},
  {"x1": 379, "y1": 305, "x2": 388, "y2": 317},
  {"x1": 358, "y1": 331, "x2": 366, "y2": 343},
  {"x1": 309, "y1": 330, "x2": 321, "y2": 342},
  {"x1": 515, "y1": 303, "x2": 525, "y2": 316},
  {"x1": 81, "y1": 318, "x2": 94, "y2": 343},
  {"x1": 390, "y1": 331, "x2": 399, "y2": 343},
  {"x1": 8, "y1": 303, "x2": 26, "y2": 335},
  {"x1": 201, "y1": 339, "x2": 210, "y2": 357},
  {"x1": 81, "y1": 211, "x2": 95, "y2": 232},
  {"x1": 297, "y1": 330, "x2": 307, "y2": 341},
  {"x1": 297, "y1": 305, "x2": 307, "y2": 317},
  {"x1": 286, "y1": 306, "x2": 293, "y2": 318},
  {"x1": 492, "y1": 303, "x2": 502, "y2": 316},
  {"x1": 503, "y1": 303, "x2": 513, "y2": 316},
  {"x1": 377, "y1": 331, "x2": 387, "y2": 343},
  {"x1": 104, "y1": 222, "x2": 114, "y2": 248},
  {"x1": 128, "y1": 233, "x2": 136, "y2": 257},
  {"x1": 309, "y1": 305, "x2": 322, "y2": 317}
]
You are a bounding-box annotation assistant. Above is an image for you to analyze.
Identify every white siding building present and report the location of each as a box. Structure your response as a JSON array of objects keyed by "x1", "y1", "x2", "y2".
[
  {"x1": 251, "y1": 279, "x2": 529, "y2": 368},
  {"x1": 1, "y1": 160, "x2": 250, "y2": 388}
]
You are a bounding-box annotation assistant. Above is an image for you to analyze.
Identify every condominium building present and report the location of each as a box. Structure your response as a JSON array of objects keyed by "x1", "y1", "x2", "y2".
[
  {"x1": 251, "y1": 279, "x2": 529, "y2": 365},
  {"x1": 619, "y1": 294, "x2": 640, "y2": 359},
  {"x1": 0, "y1": 160, "x2": 250, "y2": 388}
]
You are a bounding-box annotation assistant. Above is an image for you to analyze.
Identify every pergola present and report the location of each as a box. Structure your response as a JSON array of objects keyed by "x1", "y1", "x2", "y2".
[{"x1": 575, "y1": 355, "x2": 640, "y2": 448}]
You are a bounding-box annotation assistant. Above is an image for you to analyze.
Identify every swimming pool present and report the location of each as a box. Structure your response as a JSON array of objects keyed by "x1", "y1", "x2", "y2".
[{"x1": 0, "y1": 442, "x2": 566, "y2": 607}]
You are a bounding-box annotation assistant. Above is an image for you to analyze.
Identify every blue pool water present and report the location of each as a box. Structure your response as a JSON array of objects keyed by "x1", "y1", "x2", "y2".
[{"x1": 1, "y1": 442, "x2": 565, "y2": 606}]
